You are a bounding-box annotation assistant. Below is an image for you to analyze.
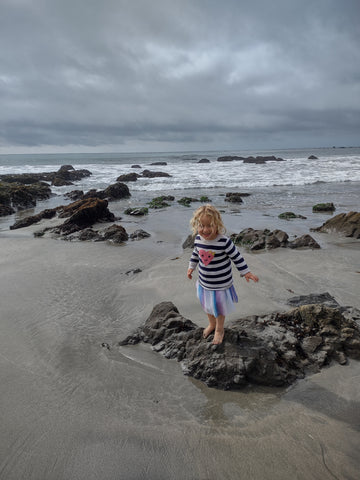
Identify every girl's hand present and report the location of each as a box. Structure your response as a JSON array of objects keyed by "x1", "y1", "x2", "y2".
[
  {"x1": 244, "y1": 272, "x2": 259, "y2": 283},
  {"x1": 187, "y1": 268, "x2": 194, "y2": 279}
]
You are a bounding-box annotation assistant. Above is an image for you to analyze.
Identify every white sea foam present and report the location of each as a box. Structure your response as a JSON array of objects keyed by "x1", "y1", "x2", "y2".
[{"x1": 1, "y1": 149, "x2": 359, "y2": 193}]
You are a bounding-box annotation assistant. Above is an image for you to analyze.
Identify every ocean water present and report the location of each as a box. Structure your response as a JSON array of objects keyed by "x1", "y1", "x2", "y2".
[
  {"x1": 1, "y1": 147, "x2": 360, "y2": 192},
  {"x1": 1, "y1": 146, "x2": 359, "y2": 233}
]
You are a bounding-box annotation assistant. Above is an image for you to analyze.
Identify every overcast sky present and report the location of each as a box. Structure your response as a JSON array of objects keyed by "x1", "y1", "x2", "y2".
[{"x1": 0, "y1": 0, "x2": 359, "y2": 154}]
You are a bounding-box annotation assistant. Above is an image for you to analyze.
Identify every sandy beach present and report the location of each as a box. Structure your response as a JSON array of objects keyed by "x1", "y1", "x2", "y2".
[{"x1": 1, "y1": 205, "x2": 360, "y2": 479}]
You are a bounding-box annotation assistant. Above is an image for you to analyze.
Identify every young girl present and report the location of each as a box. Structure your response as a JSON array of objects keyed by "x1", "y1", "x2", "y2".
[{"x1": 187, "y1": 205, "x2": 259, "y2": 345}]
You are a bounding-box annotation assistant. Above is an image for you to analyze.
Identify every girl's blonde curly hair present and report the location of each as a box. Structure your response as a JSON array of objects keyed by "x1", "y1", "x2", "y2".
[{"x1": 190, "y1": 204, "x2": 226, "y2": 235}]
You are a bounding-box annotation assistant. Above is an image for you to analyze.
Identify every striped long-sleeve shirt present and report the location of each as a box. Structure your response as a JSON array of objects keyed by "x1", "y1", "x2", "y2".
[{"x1": 189, "y1": 234, "x2": 250, "y2": 290}]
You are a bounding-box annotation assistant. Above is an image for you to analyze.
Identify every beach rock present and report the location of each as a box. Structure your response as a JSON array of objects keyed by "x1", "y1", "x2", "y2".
[
  {"x1": 119, "y1": 301, "x2": 360, "y2": 390},
  {"x1": 232, "y1": 228, "x2": 287, "y2": 250},
  {"x1": 77, "y1": 228, "x2": 102, "y2": 241},
  {"x1": 312, "y1": 202, "x2": 335, "y2": 212},
  {"x1": 64, "y1": 190, "x2": 84, "y2": 201},
  {"x1": 288, "y1": 234, "x2": 321, "y2": 249},
  {"x1": 231, "y1": 228, "x2": 320, "y2": 251},
  {"x1": 150, "y1": 162, "x2": 167, "y2": 166},
  {"x1": 243, "y1": 156, "x2": 285, "y2": 163},
  {"x1": 311, "y1": 211, "x2": 360, "y2": 239},
  {"x1": 55, "y1": 198, "x2": 115, "y2": 235},
  {"x1": 217, "y1": 156, "x2": 241, "y2": 162},
  {"x1": 0, "y1": 165, "x2": 92, "y2": 186},
  {"x1": 102, "y1": 224, "x2": 129, "y2": 243},
  {"x1": 308, "y1": 155, "x2": 318, "y2": 159},
  {"x1": 243, "y1": 156, "x2": 266, "y2": 164},
  {"x1": 51, "y1": 165, "x2": 92, "y2": 186},
  {"x1": 141, "y1": 170, "x2": 171, "y2": 178},
  {"x1": 225, "y1": 192, "x2": 250, "y2": 203},
  {"x1": 129, "y1": 229, "x2": 151, "y2": 241},
  {"x1": 287, "y1": 292, "x2": 340, "y2": 308},
  {"x1": 131, "y1": 164, "x2": 141, "y2": 169},
  {"x1": 102, "y1": 182, "x2": 131, "y2": 201},
  {"x1": 198, "y1": 158, "x2": 210, "y2": 163},
  {"x1": 124, "y1": 207, "x2": 148, "y2": 216},
  {"x1": 0, "y1": 181, "x2": 52, "y2": 212},
  {"x1": 278, "y1": 212, "x2": 307, "y2": 220},
  {"x1": 182, "y1": 233, "x2": 196, "y2": 249},
  {"x1": 116, "y1": 173, "x2": 139, "y2": 182},
  {"x1": 178, "y1": 197, "x2": 198, "y2": 207},
  {"x1": 10, "y1": 208, "x2": 58, "y2": 230},
  {"x1": 0, "y1": 204, "x2": 15, "y2": 216},
  {"x1": 148, "y1": 196, "x2": 174, "y2": 209}
]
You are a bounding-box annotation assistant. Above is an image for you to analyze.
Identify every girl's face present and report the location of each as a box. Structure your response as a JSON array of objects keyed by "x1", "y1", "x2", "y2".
[{"x1": 198, "y1": 214, "x2": 218, "y2": 240}]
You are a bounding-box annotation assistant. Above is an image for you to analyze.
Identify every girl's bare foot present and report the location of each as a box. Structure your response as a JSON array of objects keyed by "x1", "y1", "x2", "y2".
[
  {"x1": 203, "y1": 325, "x2": 215, "y2": 338},
  {"x1": 212, "y1": 329, "x2": 224, "y2": 345}
]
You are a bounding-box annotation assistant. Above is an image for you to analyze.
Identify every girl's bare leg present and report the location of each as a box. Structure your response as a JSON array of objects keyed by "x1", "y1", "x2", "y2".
[
  {"x1": 203, "y1": 314, "x2": 216, "y2": 338},
  {"x1": 213, "y1": 315, "x2": 225, "y2": 344}
]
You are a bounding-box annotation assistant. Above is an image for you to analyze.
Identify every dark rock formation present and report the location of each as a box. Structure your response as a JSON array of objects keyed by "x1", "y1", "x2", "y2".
[
  {"x1": 116, "y1": 173, "x2": 139, "y2": 182},
  {"x1": 312, "y1": 202, "x2": 335, "y2": 213},
  {"x1": 124, "y1": 207, "x2": 149, "y2": 216},
  {"x1": 217, "y1": 156, "x2": 242, "y2": 162},
  {"x1": 64, "y1": 190, "x2": 84, "y2": 201},
  {"x1": 150, "y1": 162, "x2": 167, "y2": 166},
  {"x1": 215, "y1": 155, "x2": 285, "y2": 164},
  {"x1": 0, "y1": 181, "x2": 52, "y2": 214},
  {"x1": 51, "y1": 165, "x2": 92, "y2": 186},
  {"x1": 198, "y1": 158, "x2": 210, "y2": 163},
  {"x1": 67, "y1": 183, "x2": 131, "y2": 202},
  {"x1": 0, "y1": 205, "x2": 15, "y2": 216},
  {"x1": 141, "y1": 170, "x2": 171, "y2": 178},
  {"x1": 129, "y1": 229, "x2": 151, "y2": 240},
  {"x1": 182, "y1": 233, "x2": 196, "y2": 249},
  {"x1": 243, "y1": 157, "x2": 266, "y2": 164},
  {"x1": 311, "y1": 211, "x2": 360, "y2": 239},
  {"x1": 10, "y1": 208, "x2": 58, "y2": 230},
  {"x1": 278, "y1": 212, "x2": 307, "y2": 220},
  {"x1": 231, "y1": 228, "x2": 320, "y2": 250},
  {"x1": 0, "y1": 165, "x2": 92, "y2": 187},
  {"x1": 287, "y1": 292, "x2": 340, "y2": 308},
  {"x1": 131, "y1": 164, "x2": 141, "y2": 169},
  {"x1": 55, "y1": 198, "x2": 115, "y2": 235},
  {"x1": 10, "y1": 197, "x2": 116, "y2": 237},
  {"x1": 102, "y1": 224, "x2": 129, "y2": 243},
  {"x1": 148, "y1": 196, "x2": 175, "y2": 209},
  {"x1": 288, "y1": 234, "x2": 321, "y2": 249},
  {"x1": 0, "y1": 166, "x2": 91, "y2": 216},
  {"x1": 119, "y1": 300, "x2": 360, "y2": 390},
  {"x1": 66, "y1": 224, "x2": 128, "y2": 243},
  {"x1": 308, "y1": 155, "x2": 318, "y2": 160},
  {"x1": 178, "y1": 197, "x2": 198, "y2": 207},
  {"x1": 101, "y1": 182, "x2": 131, "y2": 201},
  {"x1": 225, "y1": 192, "x2": 250, "y2": 203}
]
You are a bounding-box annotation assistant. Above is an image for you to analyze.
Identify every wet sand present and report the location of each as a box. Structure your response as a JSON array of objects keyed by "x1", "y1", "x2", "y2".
[{"x1": 0, "y1": 209, "x2": 359, "y2": 479}]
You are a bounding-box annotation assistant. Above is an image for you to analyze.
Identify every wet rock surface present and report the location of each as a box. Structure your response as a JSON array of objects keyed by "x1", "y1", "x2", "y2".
[
  {"x1": 0, "y1": 181, "x2": 52, "y2": 215},
  {"x1": 312, "y1": 211, "x2": 360, "y2": 239},
  {"x1": 119, "y1": 296, "x2": 360, "y2": 390},
  {"x1": 0, "y1": 165, "x2": 91, "y2": 186},
  {"x1": 231, "y1": 228, "x2": 320, "y2": 250}
]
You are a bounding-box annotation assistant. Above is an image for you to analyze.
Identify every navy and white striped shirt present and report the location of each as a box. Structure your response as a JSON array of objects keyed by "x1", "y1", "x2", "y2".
[{"x1": 189, "y1": 234, "x2": 250, "y2": 290}]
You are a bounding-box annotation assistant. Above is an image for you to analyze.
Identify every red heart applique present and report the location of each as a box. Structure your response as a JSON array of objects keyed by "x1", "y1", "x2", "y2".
[{"x1": 199, "y1": 249, "x2": 215, "y2": 266}]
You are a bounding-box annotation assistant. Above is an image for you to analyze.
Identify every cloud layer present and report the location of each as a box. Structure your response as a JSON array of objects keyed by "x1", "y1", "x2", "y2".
[{"x1": 1, "y1": 0, "x2": 359, "y2": 152}]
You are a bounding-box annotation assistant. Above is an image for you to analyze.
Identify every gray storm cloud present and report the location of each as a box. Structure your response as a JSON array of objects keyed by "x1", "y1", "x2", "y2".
[{"x1": 0, "y1": 0, "x2": 359, "y2": 152}]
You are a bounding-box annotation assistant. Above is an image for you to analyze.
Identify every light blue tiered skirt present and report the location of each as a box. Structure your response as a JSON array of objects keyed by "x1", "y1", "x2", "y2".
[{"x1": 196, "y1": 280, "x2": 238, "y2": 317}]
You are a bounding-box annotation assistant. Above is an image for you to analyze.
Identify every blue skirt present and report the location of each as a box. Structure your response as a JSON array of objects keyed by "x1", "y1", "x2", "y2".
[{"x1": 196, "y1": 281, "x2": 238, "y2": 317}]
